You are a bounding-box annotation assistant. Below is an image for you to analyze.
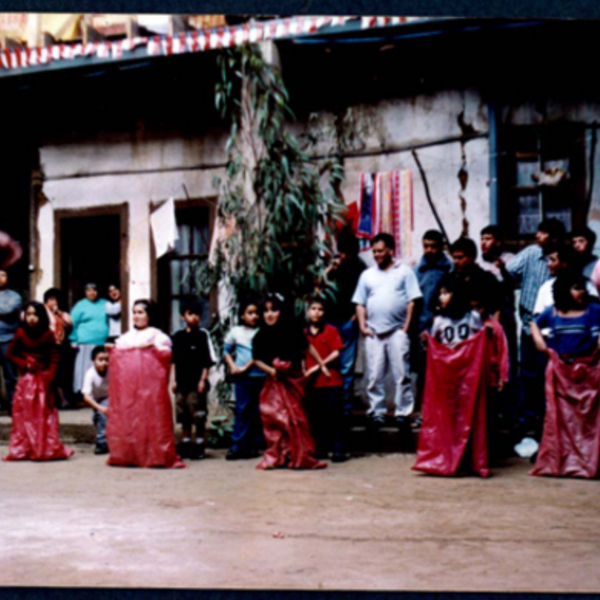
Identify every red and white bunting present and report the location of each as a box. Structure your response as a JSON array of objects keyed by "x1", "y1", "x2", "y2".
[
  {"x1": 0, "y1": 15, "x2": 417, "y2": 71},
  {"x1": 147, "y1": 36, "x2": 160, "y2": 56}
]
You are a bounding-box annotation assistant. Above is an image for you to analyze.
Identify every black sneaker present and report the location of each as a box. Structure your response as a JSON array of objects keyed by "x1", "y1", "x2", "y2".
[
  {"x1": 190, "y1": 443, "x2": 205, "y2": 460},
  {"x1": 396, "y1": 416, "x2": 411, "y2": 431},
  {"x1": 331, "y1": 452, "x2": 348, "y2": 463},
  {"x1": 226, "y1": 448, "x2": 259, "y2": 460},
  {"x1": 367, "y1": 415, "x2": 386, "y2": 431},
  {"x1": 94, "y1": 443, "x2": 109, "y2": 455},
  {"x1": 176, "y1": 441, "x2": 192, "y2": 459}
]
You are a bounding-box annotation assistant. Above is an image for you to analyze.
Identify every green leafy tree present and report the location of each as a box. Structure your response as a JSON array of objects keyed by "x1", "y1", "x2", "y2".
[
  {"x1": 198, "y1": 43, "x2": 363, "y2": 441},
  {"x1": 210, "y1": 43, "x2": 348, "y2": 313}
]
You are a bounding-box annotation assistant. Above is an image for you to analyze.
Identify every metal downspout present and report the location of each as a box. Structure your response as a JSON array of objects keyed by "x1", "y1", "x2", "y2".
[{"x1": 488, "y1": 100, "x2": 499, "y2": 225}]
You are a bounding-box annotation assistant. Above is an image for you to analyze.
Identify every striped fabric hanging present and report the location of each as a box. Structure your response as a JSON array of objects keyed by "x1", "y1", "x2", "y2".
[{"x1": 356, "y1": 170, "x2": 413, "y2": 258}]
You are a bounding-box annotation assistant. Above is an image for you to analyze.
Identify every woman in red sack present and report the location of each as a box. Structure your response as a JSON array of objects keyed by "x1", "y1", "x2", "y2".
[
  {"x1": 4, "y1": 302, "x2": 74, "y2": 461},
  {"x1": 413, "y1": 277, "x2": 494, "y2": 477},
  {"x1": 530, "y1": 272, "x2": 600, "y2": 478},
  {"x1": 252, "y1": 293, "x2": 328, "y2": 470},
  {"x1": 106, "y1": 299, "x2": 184, "y2": 469}
]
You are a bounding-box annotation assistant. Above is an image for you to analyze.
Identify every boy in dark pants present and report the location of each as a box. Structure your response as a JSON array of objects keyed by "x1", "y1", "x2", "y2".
[
  {"x1": 303, "y1": 296, "x2": 347, "y2": 462},
  {"x1": 223, "y1": 298, "x2": 266, "y2": 460},
  {"x1": 171, "y1": 298, "x2": 216, "y2": 460}
]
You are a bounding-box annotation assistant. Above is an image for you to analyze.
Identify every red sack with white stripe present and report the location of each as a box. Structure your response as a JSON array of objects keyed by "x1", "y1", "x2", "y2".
[
  {"x1": 530, "y1": 350, "x2": 600, "y2": 478},
  {"x1": 413, "y1": 329, "x2": 492, "y2": 477},
  {"x1": 106, "y1": 347, "x2": 184, "y2": 469}
]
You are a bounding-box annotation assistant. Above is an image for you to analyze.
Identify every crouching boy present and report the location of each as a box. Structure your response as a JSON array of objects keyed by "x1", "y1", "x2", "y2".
[
  {"x1": 82, "y1": 345, "x2": 110, "y2": 455},
  {"x1": 171, "y1": 298, "x2": 216, "y2": 460}
]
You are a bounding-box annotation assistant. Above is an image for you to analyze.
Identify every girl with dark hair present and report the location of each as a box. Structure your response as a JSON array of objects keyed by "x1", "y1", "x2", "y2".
[
  {"x1": 531, "y1": 272, "x2": 600, "y2": 361},
  {"x1": 107, "y1": 299, "x2": 183, "y2": 468},
  {"x1": 530, "y1": 272, "x2": 600, "y2": 478},
  {"x1": 43, "y1": 287, "x2": 73, "y2": 409},
  {"x1": 430, "y1": 275, "x2": 483, "y2": 347},
  {"x1": 43, "y1": 288, "x2": 73, "y2": 345},
  {"x1": 413, "y1": 278, "x2": 495, "y2": 478},
  {"x1": 4, "y1": 301, "x2": 74, "y2": 461},
  {"x1": 252, "y1": 293, "x2": 328, "y2": 470}
]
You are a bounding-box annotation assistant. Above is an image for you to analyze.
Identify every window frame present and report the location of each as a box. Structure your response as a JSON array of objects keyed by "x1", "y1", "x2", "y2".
[
  {"x1": 151, "y1": 197, "x2": 217, "y2": 334},
  {"x1": 497, "y1": 122, "x2": 587, "y2": 252}
]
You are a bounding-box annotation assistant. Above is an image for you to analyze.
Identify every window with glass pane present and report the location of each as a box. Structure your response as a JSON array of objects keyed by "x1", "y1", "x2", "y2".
[
  {"x1": 157, "y1": 205, "x2": 211, "y2": 334},
  {"x1": 498, "y1": 124, "x2": 586, "y2": 250}
]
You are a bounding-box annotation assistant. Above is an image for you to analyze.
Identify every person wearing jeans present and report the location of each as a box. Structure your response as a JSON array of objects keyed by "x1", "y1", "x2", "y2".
[
  {"x1": 352, "y1": 233, "x2": 422, "y2": 430},
  {"x1": 93, "y1": 398, "x2": 109, "y2": 449},
  {"x1": 337, "y1": 318, "x2": 360, "y2": 415},
  {"x1": 325, "y1": 230, "x2": 366, "y2": 415},
  {"x1": 230, "y1": 378, "x2": 265, "y2": 456}
]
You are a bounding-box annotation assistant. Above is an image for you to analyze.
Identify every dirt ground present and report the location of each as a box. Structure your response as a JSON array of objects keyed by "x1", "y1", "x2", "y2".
[{"x1": 0, "y1": 446, "x2": 599, "y2": 592}]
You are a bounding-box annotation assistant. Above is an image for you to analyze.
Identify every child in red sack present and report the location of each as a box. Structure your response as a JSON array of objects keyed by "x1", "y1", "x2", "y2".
[
  {"x1": 4, "y1": 301, "x2": 74, "y2": 461},
  {"x1": 529, "y1": 272, "x2": 600, "y2": 477},
  {"x1": 303, "y1": 296, "x2": 348, "y2": 462},
  {"x1": 252, "y1": 293, "x2": 329, "y2": 470},
  {"x1": 430, "y1": 275, "x2": 483, "y2": 347},
  {"x1": 414, "y1": 276, "x2": 493, "y2": 477}
]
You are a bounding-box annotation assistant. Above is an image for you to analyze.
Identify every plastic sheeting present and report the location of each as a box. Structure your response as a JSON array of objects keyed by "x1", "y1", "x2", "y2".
[
  {"x1": 4, "y1": 372, "x2": 74, "y2": 461},
  {"x1": 531, "y1": 350, "x2": 600, "y2": 479},
  {"x1": 106, "y1": 347, "x2": 185, "y2": 469},
  {"x1": 257, "y1": 359, "x2": 327, "y2": 470},
  {"x1": 413, "y1": 329, "x2": 492, "y2": 477}
]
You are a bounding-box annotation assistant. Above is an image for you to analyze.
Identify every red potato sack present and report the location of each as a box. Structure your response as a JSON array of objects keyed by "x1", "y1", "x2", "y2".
[
  {"x1": 257, "y1": 359, "x2": 326, "y2": 470},
  {"x1": 107, "y1": 347, "x2": 184, "y2": 468},
  {"x1": 4, "y1": 372, "x2": 74, "y2": 461},
  {"x1": 530, "y1": 349, "x2": 600, "y2": 479},
  {"x1": 413, "y1": 329, "x2": 492, "y2": 477}
]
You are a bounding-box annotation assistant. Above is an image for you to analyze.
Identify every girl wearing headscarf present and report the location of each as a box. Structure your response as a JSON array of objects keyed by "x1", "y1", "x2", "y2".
[
  {"x1": 4, "y1": 301, "x2": 74, "y2": 460},
  {"x1": 252, "y1": 293, "x2": 328, "y2": 470}
]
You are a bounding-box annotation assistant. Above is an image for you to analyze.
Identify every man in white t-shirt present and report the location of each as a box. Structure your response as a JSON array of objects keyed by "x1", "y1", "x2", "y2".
[
  {"x1": 533, "y1": 245, "x2": 598, "y2": 316},
  {"x1": 352, "y1": 233, "x2": 422, "y2": 430},
  {"x1": 82, "y1": 345, "x2": 109, "y2": 455}
]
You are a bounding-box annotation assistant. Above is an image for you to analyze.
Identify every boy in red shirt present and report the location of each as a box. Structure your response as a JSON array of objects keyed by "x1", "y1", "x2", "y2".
[{"x1": 303, "y1": 296, "x2": 348, "y2": 462}]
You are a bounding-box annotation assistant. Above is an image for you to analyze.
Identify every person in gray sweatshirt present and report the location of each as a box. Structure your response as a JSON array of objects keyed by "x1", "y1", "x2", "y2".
[{"x1": 0, "y1": 269, "x2": 22, "y2": 414}]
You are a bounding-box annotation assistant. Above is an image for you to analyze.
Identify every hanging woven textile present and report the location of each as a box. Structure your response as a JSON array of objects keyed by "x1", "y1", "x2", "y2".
[{"x1": 356, "y1": 170, "x2": 413, "y2": 258}]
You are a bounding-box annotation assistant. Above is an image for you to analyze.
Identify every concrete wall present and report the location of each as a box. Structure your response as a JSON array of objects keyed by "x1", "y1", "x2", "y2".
[
  {"x1": 299, "y1": 88, "x2": 491, "y2": 265},
  {"x1": 36, "y1": 127, "x2": 228, "y2": 309},
  {"x1": 36, "y1": 80, "x2": 600, "y2": 307}
]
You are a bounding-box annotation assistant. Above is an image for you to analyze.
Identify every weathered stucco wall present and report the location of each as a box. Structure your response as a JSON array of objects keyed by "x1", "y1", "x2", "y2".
[
  {"x1": 35, "y1": 86, "x2": 493, "y2": 317},
  {"x1": 307, "y1": 88, "x2": 491, "y2": 264},
  {"x1": 36, "y1": 128, "x2": 228, "y2": 308},
  {"x1": 36, "y1": 82, "x2": 600, "y2": 312}
]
